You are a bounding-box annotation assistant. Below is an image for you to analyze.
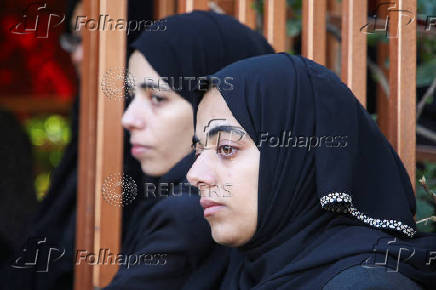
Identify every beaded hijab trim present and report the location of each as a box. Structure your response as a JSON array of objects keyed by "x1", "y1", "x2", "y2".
[{"x1": 320, "y1": 192, "x2": 416, "y2": 237}]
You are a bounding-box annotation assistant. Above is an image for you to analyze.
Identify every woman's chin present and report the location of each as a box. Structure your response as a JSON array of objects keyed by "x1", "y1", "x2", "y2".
[
  {"x1": 141, "y1": 162, "x2": 167, "y2": 177},
  {"x1": 210, "y1": 224, "x2": 247, "y2": 247}
]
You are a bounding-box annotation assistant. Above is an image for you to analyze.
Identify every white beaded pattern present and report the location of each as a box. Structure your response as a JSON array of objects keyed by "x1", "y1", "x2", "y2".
[{"x1": 320, "y1": 192, "x2": 416, "y2": 237}]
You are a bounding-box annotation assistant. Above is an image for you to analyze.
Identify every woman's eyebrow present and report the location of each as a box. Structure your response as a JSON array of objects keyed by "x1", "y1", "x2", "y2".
[
  {"x1": 140, "y1": 80, "x2": 159, "y2": 89},
  {"x1": 140, "y1": 80, "x2": 171, "y2": 93},
  {"x1": 192, "y1": 125, "x2": 246, "y2": 149},
  {"x1": 206, "y1": 125, "x2": 245, "y2": 140}
]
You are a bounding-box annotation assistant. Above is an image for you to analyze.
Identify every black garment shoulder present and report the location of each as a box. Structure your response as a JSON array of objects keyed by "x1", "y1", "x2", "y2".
[
  {"x1": 105, "y1": 191, "x2": 215, "y2": 290},
  {"x1": 323, "y1": 265, "x2": 424, "y2": 290}
]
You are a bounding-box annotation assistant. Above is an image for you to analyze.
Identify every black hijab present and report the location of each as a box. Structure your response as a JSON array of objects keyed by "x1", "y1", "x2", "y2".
[
  {"x1": 130, "y1": 10, "x2": 274, "y2": 104},
  {"x1": 193, "y1": 53, "x2": 436, "y2": 289}
]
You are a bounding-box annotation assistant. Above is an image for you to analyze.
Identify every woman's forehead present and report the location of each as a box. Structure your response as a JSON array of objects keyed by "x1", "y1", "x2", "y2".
[{"x1": 197, "y1": 88, "x2": 236, "y2": 122}]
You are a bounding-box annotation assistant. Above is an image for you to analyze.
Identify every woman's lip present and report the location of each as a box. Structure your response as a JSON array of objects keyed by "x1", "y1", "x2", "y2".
[
  {"x1": 200, "y1": 199, "x2": 224, "y2": 217},
  {"x1": 203, "y1": 205, "x2": 224, "y2": 217},
  {"x1": 131, "y1": 145, "x2": 152, "y2": 157}
]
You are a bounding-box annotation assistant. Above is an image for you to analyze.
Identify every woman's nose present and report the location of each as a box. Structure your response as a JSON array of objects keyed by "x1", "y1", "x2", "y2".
[
  {"x1": 121, "y1": 102, "x2": 145, "y2": 130},
  {"x1": 187, "y1": 152, "x2": 216, "y2": 189}
]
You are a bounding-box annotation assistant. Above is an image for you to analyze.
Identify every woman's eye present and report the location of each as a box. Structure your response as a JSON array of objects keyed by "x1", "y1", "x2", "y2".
[
  {"x1": 151, "y1": 94, "x2": 167, "y2": 105},
  {"x1": 217, "y1": 145, "x2": 237, "y2": 158}
]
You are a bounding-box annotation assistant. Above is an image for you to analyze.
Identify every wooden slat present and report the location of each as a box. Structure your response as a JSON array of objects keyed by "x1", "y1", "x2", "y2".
[
  {"x1": 341, "y1": 0, "x2": 367, "y2": 106},
  {"x1": 375, "y1": 0, "x2": 391, "y2": 141},
  {"x1": 326, "y1": 0, "x2": 341, "y2": 73},
  {"x1": 154, "y1": 0, "x2": 176, "y2": 19},
  {"x1": 93, "y1": 0, "x2": 126, "y2": 287},
  {"x1": 376, "y1": 41, "x2": 391, "y2": 140},
  {"x1": 263, "y1": 0, "x2": 286, "y2": 52},
  {"x1": 388, "y1": 0, "x2": 416, "y2": 189},
  {"x1": 236, "y1": 0, "x2": 256, "y2": 30},
  {"x1": 302, "y1": 0, "x2": 327, "y2": 65},
  {"x1": 216, "y1": 0, "x2": 235, "y2": 15},
  {"x1": 177, "y1": 0, "x2": 186, "y2": 13},
  {"x1": 177, "y1": 0, "x2": 209, "y2": 13},
  {"x1": 74, "y1": 0, "x2": 99, "y2": 288},
  {"x1": 416, "y1": 145, "x2": 436, "y2": 163}
]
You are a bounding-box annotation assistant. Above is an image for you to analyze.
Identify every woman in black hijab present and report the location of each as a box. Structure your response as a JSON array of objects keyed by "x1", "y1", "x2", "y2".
[
  {"x1": 106, "y1": 11, "x2": 274, "y2": 289},
  {"x1": 188, "y1": 53, "x2": 436, "y2": 289}
]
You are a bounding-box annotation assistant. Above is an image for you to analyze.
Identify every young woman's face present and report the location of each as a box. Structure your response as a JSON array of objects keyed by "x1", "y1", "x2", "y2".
[
  {"x1": 187, "y1": 88, "x2": 260, "y2": 247},
  {"x1": 122, "y1": 50, "x2": 194, "y2": 176}
]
